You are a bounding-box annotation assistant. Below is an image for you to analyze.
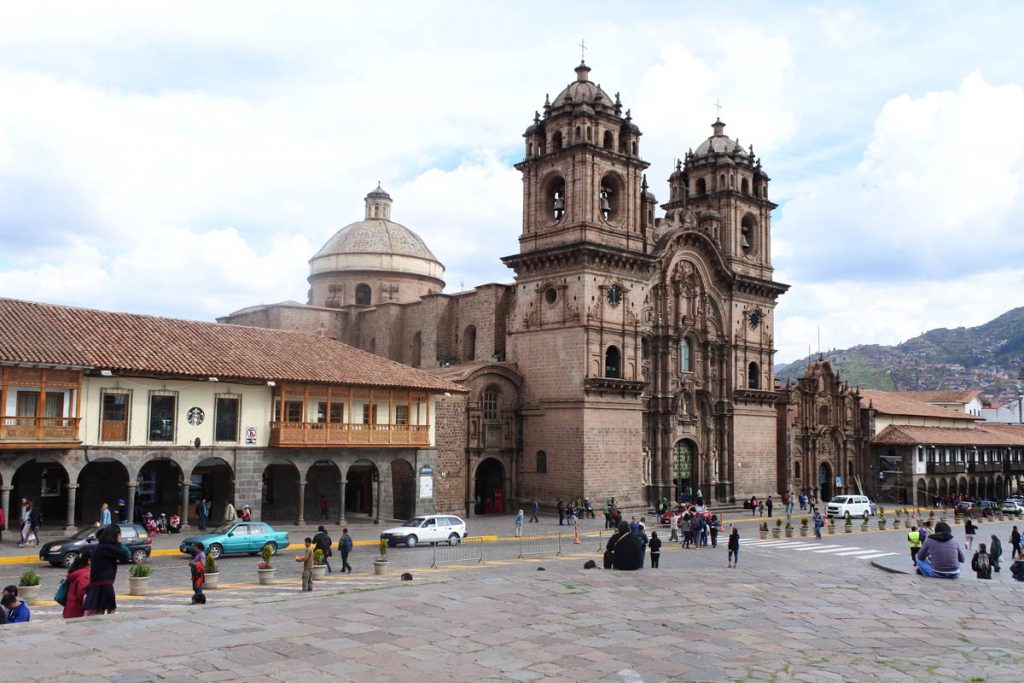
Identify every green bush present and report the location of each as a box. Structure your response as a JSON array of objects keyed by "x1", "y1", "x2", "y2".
[
  {"x1": 129, "y1": 563, "x2": 152, "y2": 578},
  {"x1": 774, "y1": 518, "x2": 782, "y2": 528},
  {"x1": 19, "y1": 568, "x2": 40, "y2": 587},
  {"x1": 259, "y1": 543, "x2": 274, "y2": 566},
  {"x1": 378, "y1": 536, "x2": 388, "y2": 559},
  {"x1": 205, "y1": 554, "x2": 218, "y2": 574},
  {"x1": 313, "y1": 549, "x2": 325, "y2": 565}
]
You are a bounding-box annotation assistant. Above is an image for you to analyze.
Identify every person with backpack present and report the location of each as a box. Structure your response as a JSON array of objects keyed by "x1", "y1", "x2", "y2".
[
  {"x1": 1010, "y1": 526, "x2": 1021, "y2": 558},
  {"x1": 972, "y1": 543, "x2": 992, "y2": 580},
  {"x1": 190, "y1": 553, "x2": 206, "y2": 604},
  {"x1": 82, "y1": 524, "x2": 132, "y2": 615},
  {"x1": 61, "y1": 553, "x2": 91, "y2": 619},
  {"x1": 727, "y1": 526, "x2": 740, "y2": 568},
  {"x1": 990, "y1": 534, "x2": 1003, "y2": 573},
  {"x1": 649, "y1": 531, "x2": 662, "y2": 568},
  {"x1": 338, "y1": 528, "x2": 353, "y2": 574},
  {"x1": 313, "y1": 526, "x2": 333, "y2": 573}
]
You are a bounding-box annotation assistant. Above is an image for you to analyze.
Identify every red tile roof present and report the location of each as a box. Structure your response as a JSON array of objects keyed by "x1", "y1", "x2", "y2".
[
  {"x1": 891, "y1": 390, "x2": 981, "y2": 405},
  {"x1": 0, "y1": 298, "x2": 465, "y2": 393},
  {"x1": 859, "y1": 389, "x2": 980, "y2": 421},
  {"x1": 873, "y1": 424, "x2": 1024, "y2": 447}
]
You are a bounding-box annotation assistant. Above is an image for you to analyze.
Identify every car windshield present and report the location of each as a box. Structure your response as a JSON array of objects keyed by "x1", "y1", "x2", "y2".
[
  {"x1": 829, "y1": 497, "x2": 849, "y2": 504},
  {"x1": 71, "y1": 527, "x2": 98, "y2": 540},
  {"x1": 211, "y1": 522, "x2": 236, "y2": 534},
  {"x1": 401, "y1": 517, "x2": 427, "y2": 528}
]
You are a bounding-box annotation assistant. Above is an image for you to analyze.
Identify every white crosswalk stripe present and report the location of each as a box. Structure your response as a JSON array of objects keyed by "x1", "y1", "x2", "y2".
[
  {"x1": 852, "y1": 552, "x2": 897, "y2": 560},
  {"x1": 812, "y1": 546, "x2": 860, "y2": 554},
  {"x1": 741, "y1": 537, "x2": 899, "y2": 564}
]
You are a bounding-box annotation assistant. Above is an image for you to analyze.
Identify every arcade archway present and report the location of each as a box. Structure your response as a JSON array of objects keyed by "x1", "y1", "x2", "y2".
[
  {"x1": 391, "y1": 458, "x2": 415, "y2": 520},
  {"x1": 77, "y1": 459, "x2": 129, "y2": 525},
  {"x1": 818, "y1": 462, "x2": 833, "y2": 502},
  {"x1": 13, "y1": 459, "x2": 69, "y2": 528},
  {"x1": 346, "y1": 460, "x2": 378, "y2": 518},
  {"x1": 474, "y1": 458, "x2": 505, "y2": 514},
  {"x1": 305, "y1": 460, "x2": 341, "y2": 522},
  {"x1": 262, "y1": 463, "x2": 299, "y2": 522},
  {"x1": 137, "y1": 458, "x2": 185, "y2": 520},
  {"x1": 191, "y1": 458, "x2": 234, "y2": 524}
]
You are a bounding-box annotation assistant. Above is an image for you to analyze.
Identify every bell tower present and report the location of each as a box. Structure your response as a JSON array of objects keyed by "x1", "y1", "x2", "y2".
[{"x1": 503, "y1": 62, "x2": 655, "y2": 510}]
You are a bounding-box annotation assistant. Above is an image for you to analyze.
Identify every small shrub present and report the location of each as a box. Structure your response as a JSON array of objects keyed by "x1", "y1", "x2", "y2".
[
  {"x1": 205, "y1": 555, "x2": 218, "y2": 574},
  {"x1": 314, "y1": 549, "x2": 325, "y2": 565},
  {"x1": 129, "y1": 563, "x2": 152, "y2": 578},
  {"x1": 800, "y1": 518, "x2": 809, "y2": 526},
  {"x1": 759, "y1": 522, "x2": 769, "y2": 532},
  {"x1": 774, "y1": 519, "x2": 782, "y2": 528},
  {"x1": 378, "y1": 536, "x2": 388, "y2": 560},
  {"x1": 19, "y1": 568, "x2": 40, "y2": 587},
  {"x1": 259, "y1": 544, "x2": 274, "y2": 566}
]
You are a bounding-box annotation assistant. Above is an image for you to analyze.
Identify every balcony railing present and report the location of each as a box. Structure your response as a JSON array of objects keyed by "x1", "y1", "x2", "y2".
[
  {"x1": 926, "y1": 462, "x2": 966, "y2": 474},
  {"x1": 1005, "y1": 461, "x2": 1024, "y2": 473},
  {"x1": 969, "y1": 462, "x2": 1002, "y2": 473},
  {"x1": 0, "y1": 416, "x2": 82, "y2": 443},
  {"x1": 269, "y1": 421, "x2": 430, "y2": 448}
]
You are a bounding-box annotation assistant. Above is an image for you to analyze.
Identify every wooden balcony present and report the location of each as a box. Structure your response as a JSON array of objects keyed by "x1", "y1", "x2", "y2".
[
  {"x1": 1005, "y1": 461, "x2": 1024, "y2": 473},
  {"x1": 969, "y1": 462, "x2": 1002, "y2": 473},
  {"x1": 0, "y1": 416, "x2": 82, "y2": 446},
  {"x1": 926, "y1": 462, "x2": 966, "y2": 474},
  {"x1": 269, "y1": 421, "x2": 430, "y2": 448}
]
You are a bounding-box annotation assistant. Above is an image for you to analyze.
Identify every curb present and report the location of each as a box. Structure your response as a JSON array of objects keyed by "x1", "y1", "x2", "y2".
[{"x1": 871, "y1": 559, "x2": 911, "y2": 575}]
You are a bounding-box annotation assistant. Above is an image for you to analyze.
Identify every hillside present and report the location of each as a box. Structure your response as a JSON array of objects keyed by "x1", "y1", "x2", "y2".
[{"x1": 776, "y1": 307, "x2": 1024, "y2": 403}]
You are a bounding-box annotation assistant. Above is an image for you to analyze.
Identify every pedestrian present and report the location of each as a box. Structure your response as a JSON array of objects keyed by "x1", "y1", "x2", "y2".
[
  {"x1": 603, "y1": 502, "x2": 612, "y2": 529},
  {"x1": 224, "y1": 501, "x2": 237, "y2": 522},
  {"x1": 915, "y1": 522, "x2": 964, "y2": 579},
  {"x1": 750, "y1": 496, "x2": 757, "y2": 517},
  {"x1": 529, "y1": 499, "x2": 540, "y2": 523},
  {"x1": 557, "y1": 499, "x2": 565, "y2": 526},
  {"x1": 190, "y1": 553, "x2": 206, "y2": 604},
  {"x1": 698, "y1": 516, "x2": 708, "y2": 547},
  {"x1": 338, "y1": 528, "x2": 353, "y2": 574},
  {"x1": 669, "y1": 514, "x2": 680, "y2": 543},
  {"x1": 241, "y1": 505, "x2": 252, "y2": 522},
  {"x1": 28, "y1": 502, "x2": 41, "y2": 547},
  {"x1": 709, "y1": 514, "x2": 720, "y2": 548},
  {"x1": 319, "y1": 496, "x2": 329, "y2": 521},
  {"x1": 19, "y1": 500, "x2": 31, "y2": 547},
  {"x1": 313, "y1": 526, "x2": 333, "y2": 573},
  {"x1": 990, "y1": 534, "x2": 1003, "y2": 573},
  {"x1": 62, "y1": 553, "x2": 91, "y2": 619},
  {"x1": 297, "y1": 537, "x2": 314, "y2": 591},
  {"x1": 799, "y1": 492, "x2": 806, "y2": 511},
  {"x1": 100, "y1": 502, "x2": 112, "y2": 526},
  {"x1": 0, "y1": 503, "x2": 5, "y2": 543},
  {"x1": 766, "y1": 496, "x2": 773, "y2": 518},
  {"x1": 1011, "y1": 526, "x2": 1021, "y2": 558},
  {"x1": 1, "y1": 586, "x2": 30, "y2": 623},
  {"x1": 514, "y1": 509, "x2": 524, "y2": 537},
  {"x1": 636, "y1": 521, "x2": 648, "y2": 568},
  {"x1": 682, "y1": 514, "x2": 693, "y2": 549},
  {"x1": 907, "y1": 525, "x2": 922, "y2": 566},
  {"x1": 813, "y1": 508, "x2": 823, "y2": 540},
  {"x1": 727, "y1": 526, "x2": 740, "y2": 568},
  {"x1": 83, "y1": 524, "x2": 131, "y2": 615},
  {"x1": 972, "y1": 543, "x2": 992, "y2": 580},
  {"x1": 116, "y1": 498, "x2": 128, "y2": 523},
  {"x1": 649, "y1": 531, "x2": 662, "y2": 568},
  {"x1": 757, "y1": 499, "x2": 765, "y2": 516},
  {"x1": 196, "y1": 499, "x2": 209, "y2": 530},
  {"x1": 964, "y1": 518, "x2": 977, "y2": 550},
  {"x1": 191, "y1": 542, "x2": 206, "y2": 569},
  {"x1": 585, "y1": 497, "x2": 595, "y2": 519},
  {"x1": 567, "y1": 506, "x2": 577, "y2": 528}
]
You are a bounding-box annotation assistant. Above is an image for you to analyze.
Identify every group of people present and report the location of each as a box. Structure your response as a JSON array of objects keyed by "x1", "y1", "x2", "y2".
[
  {"x1": 747, "y1": 492, "x2": 818, "y2": 517},
  {"x1": 908, "y1": 520, "x2": 1024, "y2": 580},
  {"x1": 3, "y1": 499, "x2": 44, "y2": 547}
]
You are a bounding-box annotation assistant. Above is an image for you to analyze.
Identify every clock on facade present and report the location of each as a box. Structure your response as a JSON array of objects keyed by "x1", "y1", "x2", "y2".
[
  {"x1": 607, "y1": 284, "x2": 623, "y2": 307},
  {"x1": 748, "y1": 309, "x2": 762, "y2": 329},
  {"x1": 187, "y1": 407, "x2": 205, "y2": 426}
]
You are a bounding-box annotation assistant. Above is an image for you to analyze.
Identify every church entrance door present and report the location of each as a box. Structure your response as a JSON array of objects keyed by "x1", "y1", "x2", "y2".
[
  {"x1": 818, "y1": 462, "x2": 833, "y2": 502},
  {"x1": 672, "y1": 440, "x2": 698, "y2": 503},
  {"x1": 474, "y1": 458, "x2": 504, "y2": 515}
]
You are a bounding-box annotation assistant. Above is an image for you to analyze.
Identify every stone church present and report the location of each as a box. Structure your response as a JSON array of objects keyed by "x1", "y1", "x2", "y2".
[{"x1": 221, "y1": 61, "x2": 793, "y2": 513}]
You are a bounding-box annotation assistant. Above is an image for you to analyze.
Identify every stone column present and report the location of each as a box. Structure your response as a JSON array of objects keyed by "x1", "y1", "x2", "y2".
[
  {"x1": 0, "y1": 487, "x2": 11, "y2": 533},
  {"x1": 337, "y1": 480, "x2": 347, "y2": 526},
  {"x1": 374, "y1": 476, "x2": 381, "y2": 524},
  {"x1": 296, "y1": 479, "x2": 306, "y2": 526},
  {"x1": 65, "y1": 484, "x2": 78, "y2": 533},
  {"x1": 126, "y1": 483, "x2": 137, "y2": 524},
  {"x1": 180, "y1": 484, "x2": 191, "y2": 530}
]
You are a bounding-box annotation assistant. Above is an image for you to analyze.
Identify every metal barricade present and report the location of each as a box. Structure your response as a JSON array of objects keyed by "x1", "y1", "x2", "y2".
[
  {"x1": 516, "y1": 532, "x2": 563, "y2": 559},
  {"x1": 431, "y1": 536, "x2": 485, "y2": 568}
]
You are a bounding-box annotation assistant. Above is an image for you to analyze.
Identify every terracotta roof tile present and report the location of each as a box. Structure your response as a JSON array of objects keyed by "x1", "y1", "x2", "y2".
[
  {"x1": 891, "y1": 390, "x2": 981, "y2": 405},
  {"x1": 0, "y1": 298, "x2": 466, "y2": 393},
  {"x1": 873, "y1": 424, "x2": 1024, "y2": 447},
  {"x1": 859, "y1": 389, "x2": 980, "y2": 421}
]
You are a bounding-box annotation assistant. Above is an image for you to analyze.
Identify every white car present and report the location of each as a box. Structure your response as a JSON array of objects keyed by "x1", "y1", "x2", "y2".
[
  {"x1": 1002, "y1": 500, "x2": 1023, "y2": 515},
  {"x1": 380, "y1": 515, "x2": 467, "y2": 548},
  {"x1": 826, "y1": 495, "x2": 873, "y2": 519}
]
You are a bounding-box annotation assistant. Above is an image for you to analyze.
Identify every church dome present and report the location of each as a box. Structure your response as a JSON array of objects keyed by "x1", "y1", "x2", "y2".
[
  {"x1": 550, "y1": 62, "x2": 617, "y2": 115},
  {"x1": 693, "y1": 119, "x2": 748, "y2": 158}
]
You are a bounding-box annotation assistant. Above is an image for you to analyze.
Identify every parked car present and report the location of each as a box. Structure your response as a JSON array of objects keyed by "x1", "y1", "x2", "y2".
[
  {"x1": 1001, "y1": 500, "x2": 1024, "y2": 515},
  {"x1": 39, "y1": 524, "x2": 151, "y2": 568},
  {"x1": 179, "y1": 521, "x2": 289, "y2": 559},
  {"x1": 380, "y1": 515, "x2": 467, "y2": 548},
  {"x1": 976, "y1": 500, "x2": 999, "y2": 517},
  {"x1": 954, "y1": 500, "x2": 976, "y2": 515},
  {"x1": 826, "y1": 495, "x2": 873, "y2": 519}
]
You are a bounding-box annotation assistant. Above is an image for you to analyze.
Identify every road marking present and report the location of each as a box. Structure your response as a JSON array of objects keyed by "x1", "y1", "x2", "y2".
[
  {"x1": 812, "y1": 546, "x2": 862, "y2": 554},
  {"x1": 851, "y1": 552, "x2": 897, "y2": 560},
  {"x1": 833, "y1": 549, "x2": 882, "y2": 556}
]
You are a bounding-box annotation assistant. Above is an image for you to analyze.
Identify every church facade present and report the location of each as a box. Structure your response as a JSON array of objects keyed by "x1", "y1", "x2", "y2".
[{"x1": 221, "y1": 62, "x2": 794, "y2": 513}]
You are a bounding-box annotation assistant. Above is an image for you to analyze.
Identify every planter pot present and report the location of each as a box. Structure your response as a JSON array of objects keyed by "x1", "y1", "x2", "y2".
[
  {"x1": 845, "y1": 525, "x2": 853, "y2": 534},
  {"x1": 373, "y1": 559, "x2": 389, "y2": 576},
  {"x1": 18, "y1": 584, "x2": 40, "y2": 604},
  {"x1": 998, "y1": 514, "x2": 1005, "y2": 522},
  {"x1": 799, "y1": 527, "x2": 809, "y2": 537},
  {"x1": 758, "y1": 531, "x2": 768, "y2": 540},
  {"x1": 784, "y1": 528, "x2": 794, "y2": 538},
  {"x1": 893, "y1": 520, "x2": 901, "y2": 529},
  {"x1": 312, "y1": 565, "x2": 328, "y2": 580},
  {"x1": 828, "y1": 526, "x2": 836, "y2": 535},
  {"x1": 771, "y1": 528, "x2": 781, "y2": 539},
  {"x1": 878, "y1": 521, "x2": 887, "y2": 530},
  {"x1": 860, "y1": 524, "x2": 869, "y2": 533},
  {"x1": 953, "y1": 517, "x2": 961, "y2": 525},
  {"x1": 205, "y1": 572, "x2": 220, "y2": 589},
  {"x1": 940, "y1": 516, "x2": 947, "y2": 524},
  {"x1": 257, "y1": 567, "x2": 276, "y2": 585},
  {"x1": 129, "y1": 576, "x2": 150, "y2": 596}
]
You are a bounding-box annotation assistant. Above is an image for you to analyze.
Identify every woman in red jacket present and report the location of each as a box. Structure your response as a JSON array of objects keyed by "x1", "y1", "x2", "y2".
[{"x1": 63, "y1": 553, "x2": 91, "y2": 619}]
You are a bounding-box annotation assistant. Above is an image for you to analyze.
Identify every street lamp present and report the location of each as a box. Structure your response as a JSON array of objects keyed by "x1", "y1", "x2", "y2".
[{"x1": 1017, "y1": 366, "x2": 1023, "y2": 424}]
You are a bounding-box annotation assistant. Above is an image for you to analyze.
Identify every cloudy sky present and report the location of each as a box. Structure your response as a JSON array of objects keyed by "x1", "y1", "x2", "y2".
[{"x1": 2, "y1": 1, "x2": 1022, "y2": 363}]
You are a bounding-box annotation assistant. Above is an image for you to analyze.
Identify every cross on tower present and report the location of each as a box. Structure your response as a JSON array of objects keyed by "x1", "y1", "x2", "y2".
[
  {"x1": 714, "y1": 99, "x2": 722, "y2": 119},
  {"x1": 578, "y1": 38, "x2": 587, "y2": 62}
]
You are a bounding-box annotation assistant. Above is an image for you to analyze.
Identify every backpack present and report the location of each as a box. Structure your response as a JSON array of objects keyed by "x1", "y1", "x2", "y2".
[
  {"x1": 53, "y1": 578, "x2": 69, "y2": 606},
  {"x1": 973, "y1": 552, "x2": 990, "y2": 575}
]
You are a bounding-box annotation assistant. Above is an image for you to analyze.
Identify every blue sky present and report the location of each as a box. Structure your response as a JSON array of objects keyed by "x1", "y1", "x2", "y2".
[{"x1": 1, "y1": 1, "x2": 1022, "y2": 363}]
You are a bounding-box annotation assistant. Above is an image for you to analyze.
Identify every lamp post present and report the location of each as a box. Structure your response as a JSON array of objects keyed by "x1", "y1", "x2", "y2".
[{"x1": 1017, "y1": 366, "x2": 1023, "y2": 424}]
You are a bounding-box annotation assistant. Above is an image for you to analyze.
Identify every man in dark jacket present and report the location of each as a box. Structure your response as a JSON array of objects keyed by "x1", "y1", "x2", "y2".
[
  {"x1": 313, "y1": 526, "x2": 333, "y2": 573},
  {"x1": 611, "y1": 521, "x2": 644, "y2": 570},
  {"x1": 915, "y1": 522, "x2": 964, "y2": 578},
  {"x1": 338, "y1": 528, "x2": 353, "y2": 574}
]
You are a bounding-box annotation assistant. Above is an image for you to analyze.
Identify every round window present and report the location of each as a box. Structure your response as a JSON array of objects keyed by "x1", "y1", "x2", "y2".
[{"x1": 544, "y1": 287, "x2": 558, "y2": 305}]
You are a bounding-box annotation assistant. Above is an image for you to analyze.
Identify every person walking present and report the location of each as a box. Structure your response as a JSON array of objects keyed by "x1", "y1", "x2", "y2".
[
  {"x1": 19, "y1": 500, "x2": 32, "y2": 547},
  {"x1": 191, "y1": 542, "x2": 206, "y2": 569},
  {"x1": 750, "y1": 496, "x2": 758, "y2": 517},
  {"x1": 514, "y1": 509, "x2": 524, "y2": 537},
  {"x1": 62, "y1": 554, "x2": 91, "y2": 619},
  {"x1": 681, "y1": 514, "x2": 693, "y2": 549},
  {"x1": 908, "y1": 525, "x2": 923, "y2": 566},
  {"x1": 319, "y1": 496, "x2": 329, "y2": 521},
  {"x1": 649, "y1": 531, "x2": 662, "y2": 568},
  {"x1": 83, "y1": 524, "x2": 131, "y2": 615},
  {"x1": 709, "y1": 515, "x2": 720, "y2": 548},
  {"x1": 297, "y1": 537, "x2": 314, "y2": 592},
  {"x1": 29, "y1": 503, "x2": 41, "y2": 545},
  {"x1": 557, "y1": 499, "x2": 565, "y2": 526},
  {"x1": 196, "y1": 499, "x2": 209, "y2": 530},
  {"x1": 190, "y1": 553, "x2": 206, "y2": 604},
  {"x1": 964, "y1": 518, "x2": 977, "y2": 551},
  {"x1": 669, "y1": 514, "x2": 680, "y2": 543},
  {"x1": 990, "y1": 534, "x2": 1003, "y2": 573},
  {"x1": 972, "y1": 543, "x2": 992, "y2": 580},
  {"x1": 529, "y1": 499, "x2": 540, "y2": 523},
  {"x1": 1011, "y1": 526, "x2": 1021, "y2": 559},
  {"x1": 224, "y1": 501, "x2": 237, "y2": 522},
  {"x1": 100, "y1": 502, "x2": 112, "y2": 526},
  {"x1": 766, "y1": 496, "x2": 774, "y2": 518},
  {"x1": 313, "y1": 526, "x2": 333, "y2": 573},
  {"x1": 727, "y1": 526, "x2": 740, "y2": 568},
  {"x1": 116, "y1": 498, "x2": 128, "y2": 523},
  {"x1": 337, "y1": 528, "x2": 353, "y2": 574},
  {"x1": 813, "y1": 508, "x2": 824, "y2": 541}
]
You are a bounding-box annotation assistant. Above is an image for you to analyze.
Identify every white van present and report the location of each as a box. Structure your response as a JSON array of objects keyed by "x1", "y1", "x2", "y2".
[{"x1": 826, "y1": 495, "x2": 873, "y2": 519}]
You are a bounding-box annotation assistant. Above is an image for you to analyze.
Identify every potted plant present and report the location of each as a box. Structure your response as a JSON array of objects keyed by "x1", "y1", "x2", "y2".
[
  {"x1": 312, "y1": 549, "x2": 328, "y2": 580},
  {"x1": 877, "y1": 513, "x2": 887, "y2": 531},
  {"x1": 784, "y1": 520, "x2": 794, "y2": 538},
  {"x1": 893, "y1": 511, "x2": 902, "y2": 529},
  {"x1": 18, "y1": 568, "x2": 40, "y2": 604},
  {"x1": 844, "y1": 516, "x2": 854, "y2": 533},
  {"x1": 860, "y1": 512, "x2": 870, "y2": 532},
  {"x1": 799, "y1": 518, "x2": 809, "y2": 537},
  {"x1": 129, "y1": 562, "x2": 152, "y2": 596},
  {"x1": 771, "y1": 518, "x2": 782, "y2": 539},
  {"x1": 258, "y1": 544, "x2": 276, "y2": 584},
  {"x1": 827, "y1": 517, "x2": 836, "y2": 535},
  {"x1": 758, "y1": 522, "x2": 769, "y2": 540},
  {"x1": 373, "y1": 537, "x2": 389, "y2": 575},
  {"x1": 205, "y1": 554, "x2": 220, "y2": 589}
]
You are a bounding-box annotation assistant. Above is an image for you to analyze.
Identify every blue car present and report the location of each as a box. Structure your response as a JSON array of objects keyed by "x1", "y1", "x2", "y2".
[{"x1": 179, "y1": 521, "x2": 289, "y2": 560}]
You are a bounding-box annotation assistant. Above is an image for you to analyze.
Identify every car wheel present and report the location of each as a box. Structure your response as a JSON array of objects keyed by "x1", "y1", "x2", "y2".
[
  {"x1": 131, "y1": 549, "x2": 148, "y2": 564},
  {"x1": 61, "y1": 552, "x2": 79, "y2": 569},
  {"x1": 208, "y1": 543, "x2": 224, "y2": 560},
  {"x1": 264, "y1": 542, "x2": 278, "y2": 556},
  {"x1": 448, "y1": 533, "x2": 460, "y2": 546},
  {"x1": 405, "y1": 535, "x2": 418, "y2": 549}
]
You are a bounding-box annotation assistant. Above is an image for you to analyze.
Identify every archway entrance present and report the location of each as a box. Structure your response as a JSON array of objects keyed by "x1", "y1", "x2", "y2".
[
  {"x1": 77, "y1": 459, "x2": 128, "y2": 526},
  {"x1": 137, "y1": 458, "x2": 184, "y2": 520},
  {"x1": 474, "y1": 458, "x2": 505, "y2": 514},
  {"x1": 191, "y1": 458, "x2": 234, "y2": 524},
  {"x1": 14, "y1": 460, "x2": 69, "y2": 528},
  {"x1": 262, "y1": 463, "x2": 299, "y2": 522},
  {"x1": 346, "y1": 460, "x2": 378, "y2": 518},
  {"x1": 391, "y1": 458, "x2": 415, "y2": 520},
  {"x1": 672, "y1": 440, "x2": 698, "y2": 503},
  {"x1": 818, "y1": 462, "x2": 833, "y2": 502},
  {"x1": 305, "y1": 460, "x2": 341, "y2": 522}
]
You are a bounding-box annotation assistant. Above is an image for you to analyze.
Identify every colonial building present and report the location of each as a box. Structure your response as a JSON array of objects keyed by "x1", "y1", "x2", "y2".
[
  {"x1": 0, "y1": 297, "x2": 465, "y2": 531},
  {"x1": 221, "y1": 61, "x2": 790, "y2": 512}
]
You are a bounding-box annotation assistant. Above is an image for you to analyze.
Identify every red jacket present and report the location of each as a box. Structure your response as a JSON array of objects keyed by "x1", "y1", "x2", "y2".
[{"x1": 62, "y1": 566, "x2": 90, "y2": 619}]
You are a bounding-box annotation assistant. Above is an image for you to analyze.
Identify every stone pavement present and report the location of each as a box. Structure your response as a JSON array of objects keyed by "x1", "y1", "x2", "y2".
[{"x1": 3, "y1": 537, "x2": 1024, "y2": 681}]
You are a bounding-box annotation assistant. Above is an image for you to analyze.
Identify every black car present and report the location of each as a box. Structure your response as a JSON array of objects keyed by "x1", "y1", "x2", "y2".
[{"x1": 39, "y1": 524, "x2": 152, "y2": 568}]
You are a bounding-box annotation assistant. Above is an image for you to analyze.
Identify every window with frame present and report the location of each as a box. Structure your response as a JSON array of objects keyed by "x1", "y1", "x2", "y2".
[
  {"x1": 605, "y1": 346, "x2": 621, "y2": 378},
  {"x1": 214, "y1": 395, "x2": 240, "y2": 442},
  {"x1": 482, "y1": 391, "x2": 498, "y2": 420},
  {"x1": 149, "y1": 392, "x2": 177, "y2": 442},
  {"x1": 100, "y1": 391, "x2": 130, "y2": 442},
  {"x1": 536, "y1": 450, "x2": 547, "y2": 473},
  {"x1": 362, "y1": 403, "x2": 378, "y2": 425},
  {"x1": 395, "y1": 405, "x2": 409, "y2": 425},
  {"x1": 679, "y1": 338, "x2": 692, "y2": 373},
  {"x1": 317, "y1": 401, "x2": 344, "y2": 424},
  {"x1": 15, "y1": 391, "x2": 64, "y2": 417}
]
